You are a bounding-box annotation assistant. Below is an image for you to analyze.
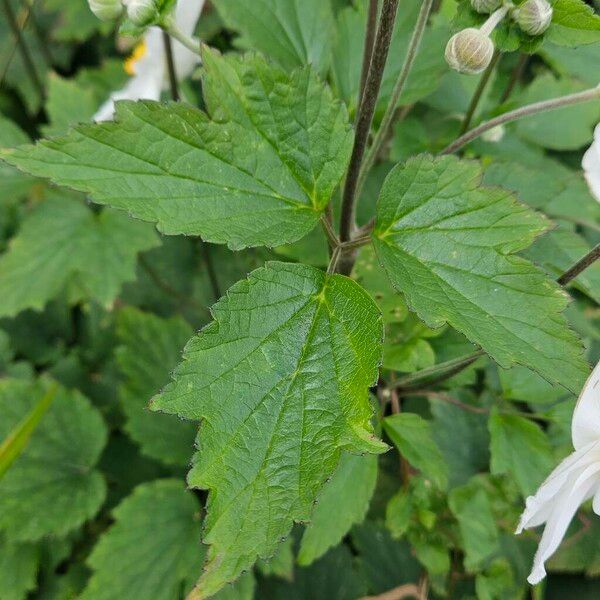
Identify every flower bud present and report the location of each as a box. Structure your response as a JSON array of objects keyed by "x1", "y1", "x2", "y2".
[
  {"x1": 124, "y1": 0, "x2": 159, "y2": 27},
  {"x1": 514, "y1": 0, "x2": 553, "y2": 36},
  {"x1": 470, "y1": 0, "x2": 502, "y2": 14},
  {"x1": 445, "y1": 28, "x2": 494, "y2": 75},
  {"x1": 88, "y1": 0, "x2": 123, "y2": 21}
]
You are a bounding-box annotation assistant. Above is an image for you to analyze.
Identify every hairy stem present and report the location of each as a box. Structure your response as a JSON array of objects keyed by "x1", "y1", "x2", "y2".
[
  {"x1": 162, "y1": 31, "x2": 180, "y2": 101},
  {"x1": 557, "y1": 243, "x2": 600, "y2": 287},
  {"x1": 442, "y1": 84, "x2": 600, "y2": 154},
  {"x1": 358, "y1": 0, "x2": 434, "y2": 195},
  {"x1": 339, "y1": 0, "x2": 399, "y2": 247},
  {"x1": 162, "y1": 16, "x2": 201, "y2": 55},
  {"x1": 459, "y1": 50, "x2": 500, "y2": 134},
  {"x1": 359, "y1": 0, "x2": 379, "y2": 105},
  {"x1": 1, "y1": 0, "x2": 44, "y2": 101}
]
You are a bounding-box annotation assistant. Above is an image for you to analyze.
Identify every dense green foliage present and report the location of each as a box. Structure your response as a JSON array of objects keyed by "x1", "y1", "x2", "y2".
[{"x1": 0, "y1": 0, "x2": 599, "y2": 599}]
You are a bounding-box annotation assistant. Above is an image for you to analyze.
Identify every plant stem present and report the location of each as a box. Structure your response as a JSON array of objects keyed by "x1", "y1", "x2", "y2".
[
  {"x1": 499, "y1": 53, "x2": 528, "y2": 104},
  {"x1": 557, "y1": 243, "x2": 600, "y2": 287},
  {"x1": 162, "y1": 16, "x2": 201, "y2": 55},
  {"x1": 321, "y1": 214, "x2": 340, "y2": 249},
  {"x1": 162, "y1": 31, "x2": 180, "y2": 101},
  {"x1": 442, "y1": 84, "x2": 600, "y2": 155},
  {"x1": 1, "y1": 0, "x2": 44, "y2": 101},
  {"x1": 200, "y1": 242, "x2": 221, "y2": 302},
  {"x1": 359, "y1": 0, "x2": 379, "y2": 105},
  {"x1": 459, "y1": 50, "x2": 500, "y2": 134},
  {"x1": 339, "y1": 0, "x2": 399, "y2": 246},
  {"x1": 358, "y1": 0, "x2": 434, "y2": 195},
  {"x1": 327, "y1": 246, "x2": 342, "y2": 275}
]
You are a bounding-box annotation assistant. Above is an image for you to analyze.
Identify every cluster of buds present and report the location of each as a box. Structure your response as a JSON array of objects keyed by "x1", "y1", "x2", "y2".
[
  {"x1": 88, "y1": 0, "x2": 160, "y2": 27},
  {"x1": 445, "y1": 0, "x2": 553, "y2": 75}
]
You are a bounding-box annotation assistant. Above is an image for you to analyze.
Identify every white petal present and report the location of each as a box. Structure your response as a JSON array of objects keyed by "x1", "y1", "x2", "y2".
[
  {"x1": 93, "y1": 66, "x2": 164, "y2": 121},
  {"x1": 170, "y1": 0, "x2": 206, "y2": 80},
  {"x1": 527, "y1": 461, "x2": 600, "y2": 585},
  {"x1": 517, "y1": 441, "x2": 600, "y2": 534},
  {"x1": 583, "y1": 123, "x2": 600, "y2": 203},
  {"x1": 572, "y1": 360, "x2": 600, "y2": 450},
  {"x1": 593, "y1": 486, "x2": 600, "y2": 515}
]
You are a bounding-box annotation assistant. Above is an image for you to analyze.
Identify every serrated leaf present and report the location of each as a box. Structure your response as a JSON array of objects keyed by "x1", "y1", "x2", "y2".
[
  {"x1": 547, "y1": 0, "x2": 600, "y2": 46},
  {"x1": 116, "y1": 308, "x2": 197, "y2": 467},
  {"x1": 0, "y1": 116, "x2": 37, "y2": 202},
  {"x1": 1, "y1": 50, "x2": 352, "y2": 250},
  {"x1": 0, "y1": 191, "x2": 159, "y2": 317},
  {"x1": 448, "y1": 481, "x2": 499, "y2": 572},
  {"x1": 0, "y1": 379, "x2": 107, "y2": 541},
  {"x1": 298, "y1": 452, "x2": 378, "y2": 566},
  {"x1": 152, "y1": 261, "x2": 386, "y2": 597},
  {"x1": 498, "y1": 365, "x2": 570, "y2": 406},
  {"x1": 80, "y1": 480, "x2": 203, "y2": 600},
  {"x1": 215, "y1": 0, "x2": 335, "y2": 75},
  {"x1": 383, "y1": 413, "x2": 448, "y2": 489},
  {"x1": 488, "y1": 409, "x2": 554, "y2": 497},
  {"x1": 257, "y1": 536, "x2": 294, "y2": 580},
  {"x1": 372, "y1": 154, "x2": 588, "y2": 393}
]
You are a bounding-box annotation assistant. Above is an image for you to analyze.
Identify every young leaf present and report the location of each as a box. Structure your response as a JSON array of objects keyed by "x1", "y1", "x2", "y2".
[
  {"x1": 488, "y1": 409, "x2": 554, "y2": 497},
  {"x1": 215, "y1": 0, "x2": 335, "y2": 74},
  {"x1": 0, "y1": 379, "x2": 107, "y2": 541},
  {"x1": 116, "y1": 308, "x2": 197, "y2": 467},
  {"x1": 383, "y1": 413, "x2": 448, "y2": 489},
  {"x1": 1, "y1": 51, "x2": 352, "y2": 251},
  {"x1": 151, "y1": 261, "x2": 386, "y2": 597},
  {"x1": 80, "y1": 480, "x2": 203, "y2": 600},
  {"x1": 298, "y1": 452, "x2": 378, "y2": 566},
  {"x1": 0, "y1": 191, "x2": 159, "y2": 317},
  {"x1": 372, "y1": 154, "x2": 588, "y2": 393}
]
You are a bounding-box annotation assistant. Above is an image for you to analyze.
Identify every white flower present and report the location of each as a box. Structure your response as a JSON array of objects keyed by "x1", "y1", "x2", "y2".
[
  {"x1": 93, "y1": 0, "x2": 205, "y2": 121},
  {"x1": 583, "y1": 124, "x2": 600, "y2": 203},
  {"x1": 516, "y1": 361, "x2": 600, "y2": 585}
]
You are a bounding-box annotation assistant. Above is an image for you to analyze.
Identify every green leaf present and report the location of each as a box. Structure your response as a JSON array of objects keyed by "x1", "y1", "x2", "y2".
[
  {"x1": 515, "y1": 74, "x2": 600, "y2": 150},
  {"x1": 385, "y1": 488, "x2": 413, "y2": 539},
  {"x1": 0, "y1": 191, "x2": 159, "y2": 317},
  {"x1": 42, "y1": 73, "x2": 98, "y2": 136},
  {"x1": 331, "y1": 0, "x2": 448, "y2": 115},
  {"x1": 215, "y1": 0, "x2": 335, "y2": 74},
  {"x1": 0, "y1": 116, "x2": 37, "y2": 203},
  {"x1": 431, "y1": 393, "x2": 490, "y2": 488},
  {"x1": 542, "y1": 42, "x2": 600, "y2": 87},
  {"x1": 547, "y1": 0, "x2": 600, "y2": 46},
  {"x1": 524, "y1": 224, "x2": 600, "y2": 303},
  {"x1": 81, "y1": 480, "x2": 203, "y2": 600},
  {"x1": 298, "y1": 452, "x2": 378, "y2": 566},
  {"x1": 449, "y1": 480, "x2": 500, "y2": 572},
  {"x1": 351, "y1": 522, "x2": 421, "y2": 594},
  {"x1": 257, "y1": 536, "x2": 294, "y2": 580},
  {"x1": 0, "y1": 536, "x2": 39, "y2": 600},
  {"x1": 260, "y1": 545, "x2": 367, "y2": 600},
  {"x1": 475, "y1": 559, "x2": 515, "y2": 600},
  {"x1": 373, "y1": 154, "x2": 588, "y2": 393},
  {"x1": 0, "y1": 379, "x2": 107, "y2": 541},
  {"x1": 383, "y1": 413, "x2": 448, "y2": 489},
  {"x1": 2, "y1": 51, "x2": 352, "y2": 250},
  {"x1": 151, "y1": 261, "x2": 386, "y2": 597},
  {"x1": 116, "y1": 308, "x2": 197, "y2": 467},
  {"x1": 488, "y1": 409, "x2": 554, "y2": 497},
  {"x1": 498, "y1": 365, "x2": 569, "y2": 406},
  {"x1": 0, "y1": 383, "x2": 57, "y2": 479}
]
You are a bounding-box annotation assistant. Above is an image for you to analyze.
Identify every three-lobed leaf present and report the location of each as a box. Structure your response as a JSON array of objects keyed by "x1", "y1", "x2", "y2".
[
  {"x1": 1, "y1": 50, "x2": 352, "y2": 251},
  {"x1": 152, "y1": 261, "x2": 386, "y2": 597},
  {"x1": 372, "y1": 154, "x2": 588, "y2": 393}
]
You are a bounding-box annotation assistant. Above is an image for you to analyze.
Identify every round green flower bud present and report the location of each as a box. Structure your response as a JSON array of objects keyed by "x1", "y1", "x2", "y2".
[
  {"x1": 445, "y1": 28, "x2": 494, "y2": 75},
  {"x1": 88, "y1": 0, "x2": 123, "y2": 21},
  {"x1": 470, "y1": 0, "x2": 502, "y2": 14},
  {"x1": 124, "y1": 0, "x2": 159, "y2": 27},
  {"x1": 514, "y1": 0, "x2": 553, "y2": 36}
]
